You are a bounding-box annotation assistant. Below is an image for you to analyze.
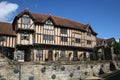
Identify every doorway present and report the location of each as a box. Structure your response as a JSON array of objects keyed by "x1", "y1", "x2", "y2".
[
  {"x1": 48, "y1": 50, "x2": 53, "y2": 61},
  {"x1": 73, "y1": 51, "x2": 78, "y2": 61}
]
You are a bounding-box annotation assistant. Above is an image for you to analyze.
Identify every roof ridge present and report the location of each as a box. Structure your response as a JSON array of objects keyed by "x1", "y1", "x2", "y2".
[
  {"x1": 0, "y1": 22, "x2": 11, "y2": 24},
  {"x1": 31, "y1": 12, "x2": 85, "y2": 26}
]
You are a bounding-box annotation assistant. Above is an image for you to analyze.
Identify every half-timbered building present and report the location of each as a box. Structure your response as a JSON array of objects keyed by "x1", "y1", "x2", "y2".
[{"x1": 0, "y1": 9, "x2": 98, "y2": 62}]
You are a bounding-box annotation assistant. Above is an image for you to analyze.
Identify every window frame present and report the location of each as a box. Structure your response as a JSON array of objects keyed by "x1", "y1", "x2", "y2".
[
  {"x1": 43, "y1": 24, "x2": 54, "y2": 30},
  {"x1": 61, "y1": 36, "x2": 68, "y2": 42},
  {"x1": 21, "y1": 34, "x2": 29, "y2": 40},
  {"x1": 0, "y1": 36, "x2": 7, "y2": 41},
  {"x1": 87, "y1": 40, "x2": 92, "y2": 45},
  {"x1": 21, "y1": 17, "x2": 30, "y2": 25},
  {"x1": 43, "y1": 34, "x2": 54, "y2": 40},
  {"x1": 37, "y1": 49, "x2": 43, "y2": 57},
  {"x1": 60, "y1": 28, "x2": 67, "y2": 34},
  {"x1": 75, "y1": 38, "x2": 80, "y2": 43},
  {"x1": 60, "y1": 50, "x2": 65, "y2": 57},
  {"x1": 87, "y1": 29, "x2": 91, "y2": 36}
]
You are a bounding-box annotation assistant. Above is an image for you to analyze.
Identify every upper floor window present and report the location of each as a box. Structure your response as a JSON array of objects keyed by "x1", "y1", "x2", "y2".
[
  {"x1": 60, "y1": 28, "x2": 67, "y2": 34},
  {"x1": 22, "y1": 17, "x2": 30, "y2": 24},
  {"x1": 0, "y1": 36, "x2": 7, "y2": 41},
  {"x1": 87, "y1": 29, "x2": 91, "y2": 36},
  {"x1": 87, "y1": 40, "x2": 92, "y2": 45},
  {"x1": 21, "y1": 34, "x2": 29, "y2": 40},
  {"x1": 75, "y1": 38, "x2": 80, "y2": 43},
  {"x1": 43, "y1": 34, "x2": 54, "y2": 40},
  {"x1": 44, "y1": 25, "x2": 54, "y2": 30},
  {"x1": 61, "y1": 36, "x2": 68, "y2": 42}
]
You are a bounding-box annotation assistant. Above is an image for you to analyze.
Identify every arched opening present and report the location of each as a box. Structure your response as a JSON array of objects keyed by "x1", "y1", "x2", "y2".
[
  {"x1": 78, "y1": 53, "x2": 83, "y2": 61},
  {"x1": 54, "y1": 52, "x2": 59, "y2": 61},
  {"x1": 69, "y1": 52, "x2": 72, "y2": 60}
]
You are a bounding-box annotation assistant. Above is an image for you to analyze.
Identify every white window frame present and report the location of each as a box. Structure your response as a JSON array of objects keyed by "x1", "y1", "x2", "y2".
[
  {"x1": 44, "y1": 24, "x2": 54, "y2": 30},
  {"x1": 43, "y1": 34, "x2": 54, "y2": 40},
  {"x1": 22, "y1": 17, "x2": 30, "y2": 24},
  {"x1": 21, "y1": 34, "x2": 29, "y2": 40}
]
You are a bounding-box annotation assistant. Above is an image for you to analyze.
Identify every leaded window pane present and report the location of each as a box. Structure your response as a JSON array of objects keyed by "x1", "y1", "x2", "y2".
[
  {"x1": 61, "y1": 36, "x2": 68, "y2": 42},
  {"x1": 60, "y1": 51, "x2": 65, "y2": 57},
  {"x1": 22, "y1": 17, "x2": 30, "y2": 24},
  {"x1": 87, "y1": 40, "x2": 92, "y2": 44},
  {"x1": 75, "y1": 38, "x2": 80, "y2": 43},
  {"x1": 60, "y1": 28, "x2": 67, "y2": 34},
  {"x1": 43, "y1": 35, "x2": 54, "y2": 40},
  {"x1": 21, "y1": 34, "x2": 29, "y2": 40},
  {"x1": 44, "y1": 25, "x2": 54, "y2": 30},
  {"x1": 37, "y1": 50, "x2": 43, "y2": 57}
]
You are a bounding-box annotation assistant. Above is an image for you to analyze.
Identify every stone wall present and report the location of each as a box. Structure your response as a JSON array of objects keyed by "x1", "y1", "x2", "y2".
[{"x1": 0, "y1": 57, "x2": 117, "y2": 80}]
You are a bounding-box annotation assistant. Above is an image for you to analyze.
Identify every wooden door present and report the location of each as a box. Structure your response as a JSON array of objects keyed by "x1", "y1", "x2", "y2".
[
  {"x1": 73, "y1": 51, "x2": 78, "y2": 61},
  {"x1": 48, "y1": 50, "x2": 53, "y2": 61}
]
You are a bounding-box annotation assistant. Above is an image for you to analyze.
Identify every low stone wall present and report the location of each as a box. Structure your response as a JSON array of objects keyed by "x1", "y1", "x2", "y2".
[{"x1": 0, "y1": 58, "x2": 118, "y2": 80}]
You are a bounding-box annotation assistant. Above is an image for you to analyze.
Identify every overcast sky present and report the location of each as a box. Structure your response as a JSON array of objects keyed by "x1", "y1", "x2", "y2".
[{"x1": 0, "y1": 0, "x2": 119, "y2": 40}]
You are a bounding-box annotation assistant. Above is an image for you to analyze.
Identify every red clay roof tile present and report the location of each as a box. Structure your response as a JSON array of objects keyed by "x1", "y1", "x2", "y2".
[{"x1": 0, "y1": 22, "x2": 16, "y2": 36}]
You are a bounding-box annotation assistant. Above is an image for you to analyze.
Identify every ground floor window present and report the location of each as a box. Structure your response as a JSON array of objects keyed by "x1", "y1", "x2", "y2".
[
  {"x1": 37, "y1": 50, "x2": 43, "y2": 57},
  {"x1": 37, "y1": 49, "x2": 43, "y2": 61},
  {"x1": 16, "y1": 50, "x2": 24, "y2": 62},
  {"x1": 60, "y1": 50, "x2": 65, "y2": 57}
]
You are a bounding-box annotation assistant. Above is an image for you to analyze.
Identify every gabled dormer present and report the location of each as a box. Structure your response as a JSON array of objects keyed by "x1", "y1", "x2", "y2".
[
  {"x1": 43, "y1": 19, "x2": 54, "y2": 30},
  {"x1": 87, "y1": 28, "x2": 92, "y2": 36},
  {"x1": 13, "y1": 9, "x2": 35, "y2": 45},
  {"x1": 86, "y1": 24, "x2": 97, "y2": 36},
  {"x1": 12, "y1": 9, "x2": 35, "y2": 32}
]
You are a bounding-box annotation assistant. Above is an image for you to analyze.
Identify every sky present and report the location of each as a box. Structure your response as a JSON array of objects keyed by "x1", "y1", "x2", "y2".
[{"x1": 0, "y1": 0, "x2": 120, "y2": 40}]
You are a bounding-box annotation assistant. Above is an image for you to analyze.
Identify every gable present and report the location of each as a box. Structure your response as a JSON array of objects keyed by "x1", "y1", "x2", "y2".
[
  {"x1": 86, "y1": 24, "x2": 97, "y2": 36},
  {"x1": 13, "y1": 9, "x2": 97, "y2": 35},
  {"x1": 45, "y1": 19, "x2": 54, "y2": 25}
]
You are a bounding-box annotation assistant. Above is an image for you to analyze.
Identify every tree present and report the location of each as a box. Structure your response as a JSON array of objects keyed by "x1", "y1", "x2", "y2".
[{"x1": 112, "y1": 42, "x2": 120, "y2": 60}]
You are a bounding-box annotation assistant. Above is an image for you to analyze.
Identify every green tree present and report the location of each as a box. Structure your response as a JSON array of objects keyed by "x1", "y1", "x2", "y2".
[{"x1": 112, "y1": 42, "x2": 120, "y2": 60}]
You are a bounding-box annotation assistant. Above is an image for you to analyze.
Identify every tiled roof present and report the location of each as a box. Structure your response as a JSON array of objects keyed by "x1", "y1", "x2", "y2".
[
  {"x1": 31, "y1": 13, "x2": 86, "y2": 31},
  {"x1": 13, "y1": 9, "x2": 97, "y2": 35},
  {"x1": 0, "y1": 22, "x2": 16, "y2": 36},
  {"x1": 96, "y1": 37, "x2": 115, "y2": 45},
  {"x1": 106, "y1": 37, "x2": 115, "y2": 45}
]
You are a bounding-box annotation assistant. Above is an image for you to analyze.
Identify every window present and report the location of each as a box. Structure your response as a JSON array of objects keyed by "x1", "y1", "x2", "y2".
[
  {"x1": 87, "y1": 40, "x2": 92, "y2": 44},
  {"x1": 17, "y1": 50, "x2": 24, "y2": 62},
  {"x1": 22, "y1": 17, "x2": 30, "y2": 24},
  {"x1": 87, "y1": 29, "x2": 91, "y2": 36},
  {"x1": 21, "y1": 34, "x2": 29, "y2": 40},
  {"x1": 0, "y1": 36, "x2": 7, "y2": 41},
  {"x1": 43, "y1": 34, "x2": 54, "y2": 40},
  {"x1": 44, "y1": 25, "x2": 54, "y2": 30},
  {"x1": 75, "y1": 38, "x2": 80, "y2": 43},
  {"x1": 60, "y1": 28, "x2": 67, "y2": 34},
  {"x1": 37, "y1": 50, "x2": 43, "y2": 57},
  {"x1": 61, "y1": 36, "x2": 68, "y2": 42},
  {"x1": 60, "y1": 51, "x2": 65, "y2": 57}
]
